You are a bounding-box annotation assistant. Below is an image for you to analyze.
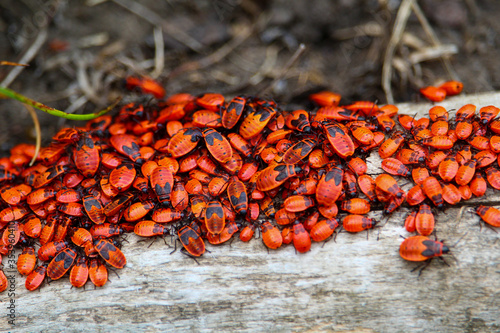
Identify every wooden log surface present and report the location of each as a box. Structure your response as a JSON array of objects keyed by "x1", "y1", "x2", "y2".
[{"x1": 2, "y1": 92, "x2": 500, "y2": 333}]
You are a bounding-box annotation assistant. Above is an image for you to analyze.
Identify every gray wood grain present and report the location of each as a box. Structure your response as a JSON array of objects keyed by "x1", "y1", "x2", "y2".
[{"x1": 2, "y1": 92, "x2": 500, "y2": 333}]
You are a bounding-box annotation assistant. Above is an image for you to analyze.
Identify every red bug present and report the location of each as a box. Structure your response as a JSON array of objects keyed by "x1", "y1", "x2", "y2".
[
  {"x1": 227, "y1": 133, "x2": 251, "y2": 157},
  {"x1": 109, "y1": 163, "x2": 137, "y2": 192},
  {"x1": 438, "y1": 155, "x2": 459, "y2": 182},
  {"x1": 442, "y1": 183, "x2": 461, "y2": 205},
  {"x1": 73, "y1": 133, "x2": 100, "y2": 177},
  {"x1": 94, "y1": 239, "x2": 126, "y2": 269},
  {"x1": 474, "y1": 206, "x2": 500, "y2": 227},
  {"x1": 341, "y1": 198, "x2": 371, "y2": 214},
  {"x1": 260, "y1": 221, "x2": 282, "y2": 250},
  {"x1": 421, "y1": 177, "x2": 444, "y2": 208},
  {"x1": 239, "y1": 103, "x2": 277, "y2": 139},
  {"x1": 178, "y1": 225, "x2": 205, "y2": 257},
  {"x1": 227, "y1": 178, "x2": 248, "y2": 215},
  {"x1": 470, "y1": 173, "x2": 487, "y2": 197},
  {"x1": 202, "y1": 128, "x2": 233, "y2": 164},
  {"x1": 110, "y1": 134, "x2": 143, "y2": 164},
  {"x1": 438, "y1": 81, "x2": 463, "y2": 96},
  {"x1": 69, "y1": 256, "x2": 89, "y2": 288},
  {"x1": 415, "y1": 204, "x2": 434, "y2": 236},
  {"x1": 222, "y1": 96, "x2": 246, "y2": 129},
  {"x1": 123, "y1": 200, "x2": 154, "y2": 222},
  {"x1": 38, "y1": 240, "x2": 69, "y2": 261},
  {"x1": 455, "y1": 160, "x2": 476, "y2": 186},
  {"x1": 83, "y1": 195, "x2": 106, "y2": 224},
  {"x1": 89, "y1": 258, "x2": 108, "y2": 287},
  {"x1": 90, "y1": 223, "x2": 124, "y2": 239},
  {"x1": 404, "y1": 211, "x2": 417, "y2": 233},
  {"x1": 260, "y1": 196, "x2": 276, "y2": 217},
  {"x1": 24, "y1": 215, "x2": 42, "y2": 238},
  {"x1": 256, "y1": 164, "x2": 301, "y2": 192},
  {"x1": 134, "y1": 220, "x2": 169, "y2": 237},
  {"x1": 479, "y1": 105, "x2": 500, "y2": 125},
  {"x1": 103, "y1": 192, "x2": 134, "y2": 216},
  {"x1": 150, "y1": 166, "x2": 174, "y2": 205},
  {"x1": 399, "y1": 236, "x2": 449, "y2": 262},
  {"x1": 125, "y1": 76, "x2": 165, "y2": 99},
  {"x1": 283, "y1": 139, "x2": 316, "y2": 164},
  {"x1": 285, "y1": 109, "x2": 311, "y2": 133},
  {"x1": 310, "y1": 218, "x2": 339, "y2": 242},
  {"x1": 205, "y1": 200, "x2": 226, "y2": 235},
  {"x1": 196, "y1": 93, "x2": 224, "y2": 111},
  {"x1": 17, "y1": 247, "x2": 37, "y2": 276},
  {"x1": 0, "y1": 269, "x2": 7, "y2": 293},
  {"x1": 25, "y1": 264, "x2": 47, "y2": 291},
  {"x1": 281, "y1": 226, "x2": 293, "y2": 244},
  {"x1": 292, "y1": 221, "x2": 311, "y2": 253},
  {"x1": 284, "y1": 195, "x2": 315, "y2": 213},
  {"x1": 239, "y1": 223, "x2": 256, "y2": 242},
  {"x1": 206, "y1": 221, "x2": 239, "y2": 245},
  {"x1": 357, "y1": 175, "x2": 377, "y2": 202},
  {"x1": 412, "y1": 167, "x2": 430, "y2": 186},
  {"x1": 47, "y1": 248, "x2": 77, "y2": 280},
  {"x1": 378, "y1": 132, "x2": 404, "y2": 159},
  {"x1": 381, "y1": 158, "x2": 410, "y2": 177},
  {"x1": 420, "y1": 86, "x2": 446, "y2": 102},
  {"x1": 322, "y1": 122, "x2": 355, "y2": 158},
  {"x1": 342, "y1": 215, "x2": 378, "y2": 233},
  {"x1": 375, "y1": 174, "x2": 404, "y2": 198},
  {"x1": 309, "y1": 91, "x2": 341, "y2": 106},
  {"x1": 315, "y1": 166, "x2": 343, "y2": 206}
]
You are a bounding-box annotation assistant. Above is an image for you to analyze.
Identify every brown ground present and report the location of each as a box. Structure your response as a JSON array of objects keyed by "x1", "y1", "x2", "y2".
[{"x1": 1, "y1": 0, "x2": 500, "y2": 154}]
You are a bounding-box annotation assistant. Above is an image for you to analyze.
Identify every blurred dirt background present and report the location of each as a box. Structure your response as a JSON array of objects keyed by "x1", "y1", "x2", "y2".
[{"x1": 1, "y1": 0, "x2": 500, "y2": 155}]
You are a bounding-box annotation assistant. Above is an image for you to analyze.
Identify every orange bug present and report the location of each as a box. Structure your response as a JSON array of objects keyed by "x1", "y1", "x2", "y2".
[
  {"x1": 342, "y1": 215, "x2": 378, "y2": 233},
  {"x1": 125, "y1": 76, "x2": 165, "y2": 99},
  {"x1": 489, "y1": 136, "x2": 500, "y2": 153},
  {"x1": 281, "y1": 226, "x2": 293, "y2": 244},
  {"x1": 222, "y1": 95, "x2": 246, "y2": 129},
  {"x1": 441, "y1": 183, "x2": 461, "y2": 205},
  {"x1": 415, "y1": 204, "x2": 434, "y2": 236},
  {"x1": 227, "y1": 133, "x2": 251, "y2": 157},
  {"x1": 350, "y1": 126, "x2": 374, "y2": 145},
  {"x1": 205, "y1": 200, "x2": 225, "y2": 235},
  {"x1": 420, "y1": 86, "x2": 446, "y2": 102},
  {"x1": 322, "y1": 122, "x2": 355, "y2": 158},
  {"x1": 485, "y1": 167, "x2": 500, "y2": 190},
  {"x1": 206, "y1": 221, "x2": 239, "y2": 245},
  {"x1": 459, "y1": 185, "x2": 472, "y2": 200},
  {"x1": 275, "y1": 208, "x2": 298, "y2": 225},
  {"x1": 468, "y1": 136, "x2": 490, "y2": 151},
  {"x1": 25, "y1": 264, "x2": 48, "y2": 291},
  {"x1": 38, "y1": 240, "x2": 69, "y2": 261},
  {"x1": 260, "y1": 221, "x2": 282, "y2": 250},
  {"x1": 196, "y1": 93, "x2": 225, "y2": 111},
  {"x1": 150, "y1": 166, "x2": 174, "y2": 205},
  {"x1": 123, "y1": 200, "x2": 154, "y2": 222},
  {"x1": 0, "y1": 269, "x2": 7, "y2": 293},
  {"x1": 239, "y1": 104, "x2": 277, "y2": 139},
  {"x1": 103, "y1": 192, "x2": 134, "y2": 216},
  {"x1": 309, "y1": 91, "x2": 341, "y2": 106},
  {"x1": 455, "y1": 160, "x2": 476, "y2": 186},
  {"x1": 69, "y1": 256, "x2": 89, "y2": 288},
  {"x1": 292, "y1": 221, "x2": 311, "y2": 253},
  {"x1": 73, "y1": 133, "x2": 100, "y2": 177},
  {"x1": 376, "y1": 115, "x2": 396, "y2": 132},
  {"x1": 456, "y1": 104, "x2": 477, "y2": 122},
  {"x1": 227, "y1": 178, "x2": 248, "y2": 215},
  {"x1": 197, "y1": 155, "x2": 218, "y2": 175},
  {"x1": 378, "y1": 132, "x2": 404, "y2": 159},
  {"x1": 55, "y1": 188, "x2": 81, "y2": 203},
  {"x1": 89, "y1": 258, "x2": 108, "y2": 287},
  {"x1": 26, "y1": 187, "x2": 56, "y2": 205},
  {"x1": 430, "y1": 120, "x2": 449, "y2": 136},
  {"x1": 109, "y1": 134, "x2": 143, "y2": 164},
  {"x1": 475, "y1": 206, "x2": 500, "y2": 227},
  {"x1": 344, "y1": 101, "x2": 378, "y2": 116},
  {"x1": 239, "y1": 223, "x2": 256, "y2": 242},
  {"x1": 422, "y1": 136, "x2": 454, "y2": 150},
  {"x1": 310, "y1": 218, "x2": 339, "y2": 242},
  {"x1": 24, "y1": 215, "x2": 42, "y2": 238},
  {"x1": 421, "y1": 177, "x2": 444, "y2": 208},
  {"x1": 381, "y1": 158, "x2": 410, "y2": 177},
  {"x1": 302, "y1": 211, "x2": 320, "y2": 231},
  {"x1": 178, "y1": 225, "x2": 205, "y2": 257},
  {"x1": 455, "y1": 120, "x2": 473, "y2": 140},
  {"x1": 260, "y1": 196, "x2": 276, "y2": 217},
  {"x1": 47, "y1": 248, "x2": 77, "y2": 280},
  {"x1": 341, "y1": 198, "x2": 370, "y2": 214},
  {"x1": 399, "y1": 236, "x2": 449, "y2": 262},
  {"x1": 475, "y1": 150, "x2": 496, "y2": 168},
  {"x1": 83, "y1": 195, "x2": 106, "y2": 224},
  {"x1": 202, "y1": 128, "x2": 233, "y2": 163},
  {"x1": 347, "y1": 157, "x2": 367, "y2": 175},
  {"x1": 404, "y1": 211, "x2": 417, "y2": 233},
  {"x1": 315, "y1": 166, "x2": 343, "y2": 206},
  {"x1": 398, "y1": 114, "x2": 417, "y2": 130},
  {"x1": 171, "y1": 182, "x2": 189, "y2": 212},
  {"x1": 109, "y1": 163, "x2": 136, "y2": 192},
  {"x1": 134, "y1": 220, "x2": 169, "y2": 237},
  {"x1": 69, "y1": 228, "x2": 93, "y2": 247},
  {"x1": 438, "y1": 81, "x2": 463, "y2": 96},
  {"x1": 479, "y1": 105, "x2": 500, "y2": 125},
  {"x1": 90, "y1": 223, "x2": 124, "y2": 239},
  {"x1": 285, "y1": 109, "x2": 311, "y2": 132},
  {"x1": 357, "y1": 174, "x2": 377, "y2": 202},
  {"x1": 283, "y1": 139, "x2": 316, "y2": 164},
  {"x1": 412, "y1": 167, "x2": 430, "y2": 186},
  {"x1": 438, "y1": 155, "x2": 459, "y2": 182},
  {"x1": 256, "y1": 164, "x2": 301, "y2": 192},
  {"x1": 17, "y1": 247, "x2": 37, "y2": 275},
  {"x1": 208, "y1": 175, "x2": 230, "y2": 197},
  {"x1": 284, "y1": 195, "x2": 314, "y2": 212},
  {"x1": 292, "y1": 177, "x2": 318, "y2": 196},
  {"x1": 94, "y1": 239, "x2": 126, "y2": 269},
  {"x1": 470, "y1": 173, "x2": 487, "y2": 197},
  {"x1": 375, "y1": 174, "x2": 404, "y2": 198}
]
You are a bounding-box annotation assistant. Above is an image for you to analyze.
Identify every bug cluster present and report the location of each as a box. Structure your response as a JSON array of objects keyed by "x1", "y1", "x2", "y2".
[{"x1": 0, "y1": 76, "x2": 499, "y2": 292}]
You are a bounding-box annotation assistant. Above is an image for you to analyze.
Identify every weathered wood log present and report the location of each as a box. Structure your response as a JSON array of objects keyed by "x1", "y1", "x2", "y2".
[{"x1": 1, "y1": 92, "x2": 500, "y2": 333}]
